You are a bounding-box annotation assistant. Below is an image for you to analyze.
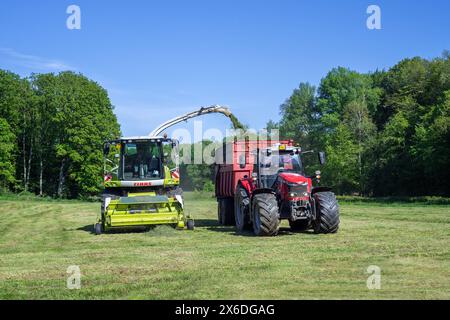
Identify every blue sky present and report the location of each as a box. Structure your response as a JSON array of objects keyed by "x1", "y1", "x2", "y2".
[{"x1": 0, "y1": 0, "x2": 449, "y2": 140}]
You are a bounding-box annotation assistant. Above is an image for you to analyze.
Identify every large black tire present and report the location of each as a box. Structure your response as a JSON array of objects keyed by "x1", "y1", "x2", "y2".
[
  {"x1": 289, "y1": 219, "x2": 310, "y2": 232},
  {"x1": 94, "y1": 223, "x2": 103, "y2": 235},
  {"x1": 187, "y1": 219, "x2": 195, "y2": 230},
  {"x1": 312, "y1": 192, "x2": 340, "y2": 234},
  {"x1": 252, "y1": 193, "x2": 280, "y2": 236},
  {"x1": 217, "y1": 200, "x2": 224, "y2": 225},
  {"x1": 234, "y1": 185, "x2": 252, "y2": 232},
  {"x1": 218, "y1": 198, "x2": 235, "y2": 226}
]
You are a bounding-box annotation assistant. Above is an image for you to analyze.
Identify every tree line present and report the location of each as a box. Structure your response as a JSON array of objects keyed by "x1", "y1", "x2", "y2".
[
  {"x1": 0, "y1": 70, "x2": 120, "y2": 198},
  {"x1": 1, "y1": 52, "x2": 449, "y2": 198},
  {"x1": 270, "y1": 52, "x2": 450, "y2": 196}
]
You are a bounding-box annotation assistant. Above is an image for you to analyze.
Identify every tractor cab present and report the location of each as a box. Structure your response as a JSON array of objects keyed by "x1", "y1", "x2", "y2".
[{"x1": 255, "y1": 145, "x2": 304, "y2": 189}]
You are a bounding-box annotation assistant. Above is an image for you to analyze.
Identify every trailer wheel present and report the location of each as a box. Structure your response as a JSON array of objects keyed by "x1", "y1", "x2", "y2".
[
  {"x1": 312, "y1": 192, "x2": 340, "y2": 234},
  {"x1": 217, "y1": 201, "x2": 224, "y2": 225},
  {"x1": 218, "y1": 198, "x2": 235, "y2": 226},
  {"x1": 234, "y1": 185, "x2": 251, "y2": 232},
  {"x1": 252, "y1": 193, "x2": 280, "y2": 236},
  {"x1": 94, "y1": 223, "x2": 103, "y2": 235},
  {"x1": 187, "y1": 220, "x2": 195, "y2": 230},
  {"x1": 289, "y1": 219, "x2": 310, "y2": 232}
]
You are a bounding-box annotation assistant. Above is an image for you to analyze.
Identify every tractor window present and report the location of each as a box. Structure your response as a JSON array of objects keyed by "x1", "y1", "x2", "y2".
[
  {"x1": 257, "y1": 151, "x2": 303, "y2": 188},
  {"x1": 259, "y1": 152, "x2": 303, "y2": 175},
  {"x1": 121, "y1": 141, "x2": 162, "y2": 180},
  {"x1": 279, "y1": 154, "x2": 303, "y2": 173}
]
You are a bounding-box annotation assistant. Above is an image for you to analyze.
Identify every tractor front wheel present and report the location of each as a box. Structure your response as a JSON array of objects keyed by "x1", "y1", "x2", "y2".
[
  {"x1": 312, "y1": 192, "x2": 340, "y2": 234},
  {"x1": 252, "y1": 193, "x2": 280, "y2": 236},
  {"x1": 234, "y1": 185, "x2": 251, "y2": 232}
]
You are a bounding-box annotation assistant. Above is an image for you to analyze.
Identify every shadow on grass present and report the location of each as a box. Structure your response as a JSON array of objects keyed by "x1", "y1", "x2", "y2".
[
  {"x1": 75, "y1": 219, "x2": 314, "y2": 237},
  {"x1": 76, "y1": 224, "x2": 153, "y2": 235},
  {"x1": 198, "y1": 219, "x2": 298, "y2": 237},
  {"x1": 77, "y1": 224, "x2": 94, "y2": 234}
]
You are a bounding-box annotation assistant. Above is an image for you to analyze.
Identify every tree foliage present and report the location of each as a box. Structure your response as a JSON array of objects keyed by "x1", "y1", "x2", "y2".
[
  {"x1": 0, "y1": 118, "x2": 16, "y2": 189},
  {"x1": 272, "y1": 52, "x2": 450, "y2": 196},
  {"x1": 0, "y1": 70, "x2": 121, "y2": 198}
]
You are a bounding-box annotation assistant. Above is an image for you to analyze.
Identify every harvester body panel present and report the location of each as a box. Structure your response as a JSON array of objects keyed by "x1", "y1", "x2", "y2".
[{"x1": 103, "y1": 192, "x2": 185, "y2": 229}]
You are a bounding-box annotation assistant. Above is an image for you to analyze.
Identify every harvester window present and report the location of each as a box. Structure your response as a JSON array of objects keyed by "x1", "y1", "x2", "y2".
[
  {"x1": 122, "y1": 141, "x2": 162, "y2": 180},
  {"x1": 162, "y1": 142, "x2": 175, "y2": 168},
  {"x1": 162, "y1": 140, "x2": 180, "y2": 181}
]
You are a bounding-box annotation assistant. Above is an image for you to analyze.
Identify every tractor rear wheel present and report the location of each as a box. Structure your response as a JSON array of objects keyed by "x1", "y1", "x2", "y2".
[
  {"x1": 234, "y1": 185, "x2": 251, "y2": 232},
  {"x1": 252, "y1": 193, "x2": 280, "y2": 236},
  {"x1": 312, "y1": 192, "x2": 340, "y2": 234},
  {"x1": 289, "y1": 219, "x2": 310, "y2": 232},
  {"x1": 218, "y1": 198, "x2": 235, "y2": 225}
]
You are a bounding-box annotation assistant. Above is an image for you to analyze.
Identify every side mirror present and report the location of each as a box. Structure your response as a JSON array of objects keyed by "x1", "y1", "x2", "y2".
[
  {"x1": 103, "y1": 142, "x2": 110, "y2": 156},
  {"x1": 318, "y1": 152, "x2": 326, "y2": 165}
]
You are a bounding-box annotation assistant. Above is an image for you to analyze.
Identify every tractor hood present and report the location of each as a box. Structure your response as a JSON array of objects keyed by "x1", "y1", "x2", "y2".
[{"x1": 279, "y1": 172, "x2": 310, "y2": 185}]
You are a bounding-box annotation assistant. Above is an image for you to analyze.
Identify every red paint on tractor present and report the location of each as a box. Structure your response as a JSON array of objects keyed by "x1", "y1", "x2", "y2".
[{"x1": 279, "y1": 172, "x2": 311, "y2": 185}]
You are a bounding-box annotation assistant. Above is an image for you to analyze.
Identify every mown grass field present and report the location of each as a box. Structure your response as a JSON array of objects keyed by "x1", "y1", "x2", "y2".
[{"x1": 0, "y1": 192, "x2": 449, "y2": 299}]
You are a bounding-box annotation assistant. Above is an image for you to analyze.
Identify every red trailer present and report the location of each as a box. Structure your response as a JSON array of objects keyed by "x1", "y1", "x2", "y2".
[{"x1": 214, "y1": 139, "x2": 340, "y2": 236}]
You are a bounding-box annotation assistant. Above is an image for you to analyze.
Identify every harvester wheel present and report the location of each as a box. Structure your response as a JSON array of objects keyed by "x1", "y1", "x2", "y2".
[
  {"x1": 94, "y1": 223, "x2": 103, "y2": 235},
  {"x1": 252, "y1": 193, "x2": 280, "y2": 236},
  {"x1": 234, "y1": 185, "x2": 252, "y2": 232},
  {"x1": 312, "y1": 192, "x2": 340, "y2": 234},
  {"x1": 289, "y1": 219, "x2": 310, "y2": 231},
  {"x1": 187, "y1": 220, "x2": 195, "y2": 230}
]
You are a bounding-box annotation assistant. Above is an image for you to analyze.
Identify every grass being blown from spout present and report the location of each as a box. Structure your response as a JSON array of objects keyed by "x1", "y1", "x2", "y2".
[{"x1": 228, "y1": 114, "x2": 245, "y2": 130}]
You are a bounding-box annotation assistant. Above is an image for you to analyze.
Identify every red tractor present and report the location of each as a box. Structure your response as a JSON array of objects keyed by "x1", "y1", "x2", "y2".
[{"x1": 215, "y1": 140, "x2": 339, "y2": 236}]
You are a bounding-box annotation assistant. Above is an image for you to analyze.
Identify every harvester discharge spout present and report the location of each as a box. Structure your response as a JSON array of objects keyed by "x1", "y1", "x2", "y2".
[{"x1": 149, "y1": 105, "x2": 236, "y2": 137}]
